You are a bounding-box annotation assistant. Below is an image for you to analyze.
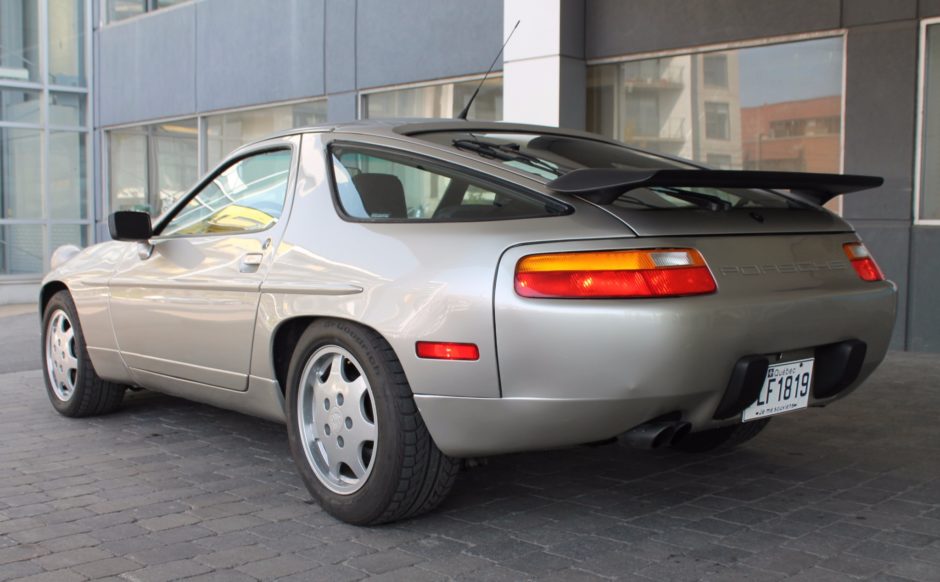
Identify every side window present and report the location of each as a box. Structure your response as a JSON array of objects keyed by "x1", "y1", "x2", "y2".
[
  {"x1": 161, "y1": 149, "x2": 293, "y2": 236},
  {"x1": 330, "y1": 146, "x2": 564, "y2": 221}
]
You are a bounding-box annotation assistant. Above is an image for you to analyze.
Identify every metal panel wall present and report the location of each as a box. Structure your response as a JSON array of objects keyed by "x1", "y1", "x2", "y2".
[
  {"x1": 96, "y1": 0, "x2": 503, "y2": 127},
  {"x1": 584, "y1": 0, "x2": 842, "y2": 59},
  {"x1": 194, "y1": 0, "x2": 326, "y2": 113},
  {"x1": 98, "y1": 4, "x2": 197, "y2": 126}
]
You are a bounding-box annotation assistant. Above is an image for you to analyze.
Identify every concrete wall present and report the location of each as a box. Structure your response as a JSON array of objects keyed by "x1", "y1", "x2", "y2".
[
  {"x1": 585, "y1": 0, "x2": 937, "y2": 351},
  {"x1": 95, "y1": 0, "x2": 503, "y2": 127}
]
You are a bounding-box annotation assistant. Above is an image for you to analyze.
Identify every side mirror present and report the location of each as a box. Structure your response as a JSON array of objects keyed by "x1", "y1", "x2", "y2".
[{"x1": 108, "y1": 211, "x2": 153, "y2": 242}]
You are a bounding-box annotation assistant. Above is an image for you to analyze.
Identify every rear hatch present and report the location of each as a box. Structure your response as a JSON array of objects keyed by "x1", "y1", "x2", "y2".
[
  {"x1": 594, "y1": 205, "x2": 849, "y2": 237},
  {"x1": 411, "y1": 128, "x2": 875, "y2": 237}
]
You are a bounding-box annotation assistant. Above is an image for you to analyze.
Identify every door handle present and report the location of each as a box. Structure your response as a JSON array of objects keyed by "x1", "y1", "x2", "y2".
[{"x1": 239, "y1": 253, "x2": 264, "y2": 272}]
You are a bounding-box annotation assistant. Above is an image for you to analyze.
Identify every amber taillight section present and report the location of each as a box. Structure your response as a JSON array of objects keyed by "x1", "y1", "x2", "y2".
[{"x1": 515, "y1": 249, "x2": 717, "y2": 299}]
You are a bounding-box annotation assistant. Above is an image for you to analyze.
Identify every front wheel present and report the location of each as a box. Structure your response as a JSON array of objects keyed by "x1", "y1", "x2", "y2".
[
  {"x1": 286, "y1": 319, "x2": 459, "y2": 525},
  {"x1": 671, "y1": 418, "x2": 771, "y2": 453},
  {"x1": 42, "y1": 290, "x2": 126, "y2": 417}
]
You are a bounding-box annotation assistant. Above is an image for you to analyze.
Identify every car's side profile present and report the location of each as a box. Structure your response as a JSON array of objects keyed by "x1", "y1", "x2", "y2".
[{"x1": 40, "y1": 120, "x2": 897, "y2": 524}]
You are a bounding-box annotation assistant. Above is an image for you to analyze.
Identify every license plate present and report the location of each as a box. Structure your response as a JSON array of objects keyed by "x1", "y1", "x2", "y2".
[{"x1": 742, "y1": 358, "x2": 814, "y2": 422}]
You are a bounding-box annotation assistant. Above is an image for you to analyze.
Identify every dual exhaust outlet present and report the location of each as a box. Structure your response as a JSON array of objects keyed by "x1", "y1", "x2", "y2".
[{"x1": 623, "y1": 420, "x2": 692, "y2": 450}]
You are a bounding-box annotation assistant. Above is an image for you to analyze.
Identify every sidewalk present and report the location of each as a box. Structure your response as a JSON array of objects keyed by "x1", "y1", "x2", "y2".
[
  {"x1": 0, "y1": 352, "x2": 937, "y2": 580},
  {"x1": 0, "y1": 304, "x2": 40, "y2": 374}
]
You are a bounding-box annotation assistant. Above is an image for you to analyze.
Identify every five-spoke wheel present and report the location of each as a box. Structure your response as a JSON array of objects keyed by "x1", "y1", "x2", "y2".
[{"x1": 286, "y1": 319, "x2": 459, "y2": 525}]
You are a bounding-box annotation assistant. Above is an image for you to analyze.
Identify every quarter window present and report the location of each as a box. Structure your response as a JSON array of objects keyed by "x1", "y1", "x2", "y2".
[
  {"x1": 330, "y1": 146, "x2": 564, "y2": 221},
  {"x1": 161, "y1": 149, "x2": 292, "y2": 236}
]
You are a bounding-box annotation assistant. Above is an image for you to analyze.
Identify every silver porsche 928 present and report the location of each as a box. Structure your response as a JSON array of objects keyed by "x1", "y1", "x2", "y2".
[{"x1": 40, "y1": 120, "x2": 897, "y2": 525}]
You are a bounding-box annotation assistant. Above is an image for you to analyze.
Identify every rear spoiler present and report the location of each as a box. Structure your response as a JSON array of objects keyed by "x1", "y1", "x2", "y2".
[{"x1": 546, "y1": 169, "x2": 884, "y2": 206}]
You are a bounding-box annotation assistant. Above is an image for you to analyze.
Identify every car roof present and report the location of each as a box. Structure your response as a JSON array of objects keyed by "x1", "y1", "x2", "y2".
[{"x1": 254, "y1": 118, "x2": 621, "y2": 147}]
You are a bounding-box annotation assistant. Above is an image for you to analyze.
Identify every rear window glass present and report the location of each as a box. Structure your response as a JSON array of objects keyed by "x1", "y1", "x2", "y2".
[
  {"x1": 417, "y1": 131, "x2": 796, "y2": 210},
  {"x1": 330, "y1": 145, "x2": 568, "y2": 221}
]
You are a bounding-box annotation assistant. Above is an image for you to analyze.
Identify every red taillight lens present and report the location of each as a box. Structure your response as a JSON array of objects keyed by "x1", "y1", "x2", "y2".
[
  {"x1": 843, "y1": 243, "x2": 885, "y2": 282},
  {"x1": 515, "y1": 249, "x2": 717, "y2": 299},
  {"x1": 416, "y1": 341, "x2": 480, "y2": 361}
]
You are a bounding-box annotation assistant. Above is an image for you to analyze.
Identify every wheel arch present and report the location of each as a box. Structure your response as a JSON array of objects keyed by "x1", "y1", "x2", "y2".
[
  {"x1": 39, "y1": 281, "x2": 69, "y2": 316},
  {"x1": 271, "y1": 315, "x2": 403, "y2": 395}
]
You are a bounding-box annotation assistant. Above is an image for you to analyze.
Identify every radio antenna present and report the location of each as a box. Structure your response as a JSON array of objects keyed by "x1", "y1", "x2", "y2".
[{"x1": 457, "y1": 20, "x2": 520, "y2": 120}]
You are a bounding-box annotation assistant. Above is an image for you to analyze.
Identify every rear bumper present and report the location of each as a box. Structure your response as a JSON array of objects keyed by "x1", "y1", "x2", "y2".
[
  {"x1": 419, "y1": 271, "x2": 896, "y2": 457},
  {"x1": 416, "y1": 336, "x2": 888, "y2": 458}
]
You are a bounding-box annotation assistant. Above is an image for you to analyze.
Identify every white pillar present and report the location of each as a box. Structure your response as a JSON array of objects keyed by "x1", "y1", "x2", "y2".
[{"x1": 502, "y1": 0, "x2": 585, "y2": 129}]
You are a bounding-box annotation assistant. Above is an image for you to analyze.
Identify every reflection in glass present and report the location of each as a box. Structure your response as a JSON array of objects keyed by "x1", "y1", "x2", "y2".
[
  {"x1": 205, "y1": 100, "x2": 326, "y2": 167},
  {"x1": 588, "y1": 37, "x2": 844, "y2": 175},
  {"x1": 108, "y1": 0, "x2": 146, "y2": 22},
  {"x1": 48, "y1": 0, "x2": 85, "y2": 87},
  {"x1": 109, "y1": 130, "x2": 148, "y2": 213},
  {"x1": 0, "y1": 0, "x2": 40, "y2": 82},
  {"x1": 0, "y1": 224, "x2": 43, "y2": 275},
  {"x1": 362, "y1": 77, "x2": 502, "y2": 121},
  {"x1": 49, "y1": 92, "x2": 87, "y2": 127},
  {"x1": 0, "y1": 89, "x2": 42, "y2": 124},
  {"x1": 49, "y1": 131, "x2": 87, "y2": 219},
  {"x1": 50, "y1": 223, "x2": 89, "y2": 251},
  {"x1": 0, "y1": 128, "x2": 42, "y2": 219},
  {"x1": 921, "y1": 25, "x2": 940, "y2": 220},
  {"x1": 164, "y1": 150, "x2": 292, "y2": 236},
  {"x1": 109, "y1": 119, "x2": 198, "y2": 216}
]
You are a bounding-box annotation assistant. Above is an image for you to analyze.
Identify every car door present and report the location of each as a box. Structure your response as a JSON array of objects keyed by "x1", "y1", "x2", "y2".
[{"x1": 109, "y1": 139, "x2": 298, "y2": 392}]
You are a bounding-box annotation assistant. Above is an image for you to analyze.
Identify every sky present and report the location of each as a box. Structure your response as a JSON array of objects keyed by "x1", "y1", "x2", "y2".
[{"x1": 738, "y1": 37, "x2": 844, "y2": 107}]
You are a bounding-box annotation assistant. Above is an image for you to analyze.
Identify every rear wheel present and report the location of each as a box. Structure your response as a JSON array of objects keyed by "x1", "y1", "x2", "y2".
[
  {"x1": 42, "y1": 290, "x2": 126, "y2": 417},
  {"x1": 286, "y1": 319, "x2": 459, "y2": 525},
  {"x1": 671, "y1": 418, "x2": 770, "y2": 453}
]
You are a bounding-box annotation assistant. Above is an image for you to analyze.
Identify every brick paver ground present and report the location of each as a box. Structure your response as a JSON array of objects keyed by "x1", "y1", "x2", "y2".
[{"x1": 0, "y1": 351, "x2": 938, "y2": 581}]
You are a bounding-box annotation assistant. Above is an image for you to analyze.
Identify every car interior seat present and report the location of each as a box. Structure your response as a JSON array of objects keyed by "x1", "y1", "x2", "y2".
[{"x1": 351, "y1": 173, "x2": 408, "y2": 219}]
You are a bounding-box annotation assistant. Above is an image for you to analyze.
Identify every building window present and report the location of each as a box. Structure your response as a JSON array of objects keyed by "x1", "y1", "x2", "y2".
[
  {"x1": 0, "y1": 0, "x2": 90, "y2": 277},
  {"x1": 361, "y1": 77, "x2": 502, "y2": 121},
  {"x1": 109, "y1": 119, "x2": 198, "y2": 216},
  {"x1": 107, "y1": 0, "x2": 190, "y2": 23},
  {"x1": 919, "y1": 22, "x2": 940, "y2": 222},
  {"x1": 587, "y1": 36, "x2": 844, "y2": 176},
  {"x1": 704, "y1": 102, "x2": 731, "y2": 140},
  {"x1": 703, "y1": 54, "x2": 729, "y2": 87},
  {"x1": 205, "y1": 100, "x2": 325, "y2": 168},
  {"x1": 108, "y1": 99, "x2": 326, "y2": 217}
]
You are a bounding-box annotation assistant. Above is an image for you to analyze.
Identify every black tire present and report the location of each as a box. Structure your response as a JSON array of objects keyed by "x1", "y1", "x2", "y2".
[
  {"x1": 285, "y1": 319, "x2": 459, "y2": 525},
  {"x1": 671, "y1": 418, "x2": 771, "y2": 453},
  {"x1": 41, "y1": 290, "x2": 126, "y2": 417}
]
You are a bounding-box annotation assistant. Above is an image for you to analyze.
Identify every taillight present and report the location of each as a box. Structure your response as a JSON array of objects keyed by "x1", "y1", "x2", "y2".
[
  {"x1": 843, "y1": 242, "x2": 885, "y2": 282},
  {"x1": 416, "y1": 342, "x2": 480, "y2": 361},
  {"x1": 515, "y1": 249, "x2": 717, "y2": 299}
]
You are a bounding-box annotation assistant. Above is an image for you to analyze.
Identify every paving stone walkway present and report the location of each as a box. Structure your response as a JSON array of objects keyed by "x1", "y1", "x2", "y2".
[{"x1": 0, "y1": 352, "x2": 938, "y2": 581}]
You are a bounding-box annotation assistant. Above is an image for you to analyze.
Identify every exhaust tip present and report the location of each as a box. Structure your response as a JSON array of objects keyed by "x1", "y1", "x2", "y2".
[
  {"x1": 624, "y1": 421, "x2": 679, "y2": 450},
  {"x1": 670, "y1": 422, "x2": 692, "y2": 445},
  {"x1": 650, "y1": 426, "x2": 676, "y2": 449}
]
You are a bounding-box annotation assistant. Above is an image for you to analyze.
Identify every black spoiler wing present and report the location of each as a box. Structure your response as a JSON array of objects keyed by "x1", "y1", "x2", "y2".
[{"x1": 546, "y1": 169, "x2": 883, "y2": 206}]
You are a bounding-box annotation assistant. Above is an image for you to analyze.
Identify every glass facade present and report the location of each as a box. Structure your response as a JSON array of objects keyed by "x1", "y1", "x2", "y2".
[
  {"x1": 206, "y1": 100, "x2": 326, "y2": 167},
  {"x1": 361, "y1": 77, "x2": 502, "y2": 121},
  {"x1": 0, "y1": 0, "x2": 90, "y2": 277},
  {"x1": 920, "y1": 24, "x2": 940, "y2": 221},
  {"x1": 108, "y1": 99, "x2": 326, "y2": 216},
  {"x1": 587, "y1": 37, "x2": 844, "y2": 175}
]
